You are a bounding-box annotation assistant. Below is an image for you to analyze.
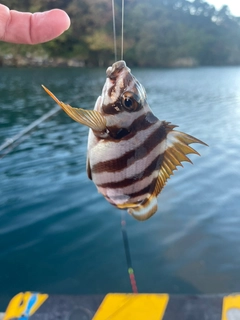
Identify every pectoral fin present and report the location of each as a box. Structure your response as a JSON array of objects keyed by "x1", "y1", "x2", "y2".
[{"x1": 42, "y1": 85, "x2": 106, "y2": 132}]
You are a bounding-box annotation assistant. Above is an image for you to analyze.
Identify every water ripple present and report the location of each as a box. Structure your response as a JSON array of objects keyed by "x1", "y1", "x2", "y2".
[{"x1": 0, "y1": 66, "x2": 240, "y2": 297}]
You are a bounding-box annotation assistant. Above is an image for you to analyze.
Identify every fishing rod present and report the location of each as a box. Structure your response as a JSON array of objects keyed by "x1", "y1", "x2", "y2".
[
  {"x1": 0, "y1": 105, "x2": 60, "y2": 157},
  {"x1": 121, "y1": 212, "x2": 138, "y2": 293}
]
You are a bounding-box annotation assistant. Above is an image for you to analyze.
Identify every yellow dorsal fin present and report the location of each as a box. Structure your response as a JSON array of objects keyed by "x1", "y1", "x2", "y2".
[
  {"x1": 42, "y1": 85, "x2": 106, "y2": 132},
  {"x1": 154, "y1": 128, "x2": 208, "y2": 196}
]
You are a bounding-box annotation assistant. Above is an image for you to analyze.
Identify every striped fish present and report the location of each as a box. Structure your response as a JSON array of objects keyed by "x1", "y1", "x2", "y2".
[{"x1": 42, "y1": 60, "x2": 207, "y2": 221}]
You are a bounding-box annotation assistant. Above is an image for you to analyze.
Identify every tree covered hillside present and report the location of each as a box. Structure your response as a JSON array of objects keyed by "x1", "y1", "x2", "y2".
[{"x1": 1, "y1": 0, "x2": 240, "y2": 67}]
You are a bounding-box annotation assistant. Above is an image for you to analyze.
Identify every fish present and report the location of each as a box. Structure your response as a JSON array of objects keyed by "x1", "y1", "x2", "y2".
[{"x1": 42, "y1": 60, "x2": 207, "y2": 221}]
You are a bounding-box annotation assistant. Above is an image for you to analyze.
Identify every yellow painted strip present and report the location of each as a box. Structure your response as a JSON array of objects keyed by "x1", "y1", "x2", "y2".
[
  {"x1": 3, "y1": 292, "x2": 25, "y2": 319},
  {"x1": 93, "y1": 293, "x2": 169, "y2": 320},
  {"x1": 222, "y1": 294, "x2": 240, "y2": 320},
  {"x1": 28, "y1": 293, "x2": 48, "y2": 316},
  {"x1": 4, "y1": 292, "x2": 48, "y2": 320}
]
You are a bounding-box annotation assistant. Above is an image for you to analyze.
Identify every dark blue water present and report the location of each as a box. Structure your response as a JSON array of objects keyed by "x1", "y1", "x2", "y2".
[{"x1": 1, "y1": 66, "x2": 240, "y2": 308}]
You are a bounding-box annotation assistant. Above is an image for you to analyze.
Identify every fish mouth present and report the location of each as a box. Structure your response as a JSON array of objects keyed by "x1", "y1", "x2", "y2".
[{"x1": 106, "y1": 60, "x2": 130, "y2": 80}]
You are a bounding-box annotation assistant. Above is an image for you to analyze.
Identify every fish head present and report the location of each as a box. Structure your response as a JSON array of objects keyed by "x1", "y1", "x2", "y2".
[
  {"x1": 95, "y1": 60, "x2": 155, "y2": 138},
  {"x1": 42, "y1": 60, "x2": 155, "y2": 139}
]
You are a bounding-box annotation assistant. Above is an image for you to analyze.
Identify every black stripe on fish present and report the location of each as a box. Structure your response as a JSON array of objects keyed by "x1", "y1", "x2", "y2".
[
  {"x1": 123, "y1": 73, "x2": 135, "y2": 88},
  {"x1": 108, "y1": 127, "x2": 130, "y2": 139},
  {"x1": 87, "y1": 113, "x2": 158, "y2": 145},
  {"x1": 106, "y1": 112, "x2": 158, "y2": 140},
  {"x1": 102, "y1": 100, "x2": 123, "y2": 115},
  {"x1": 106, "y1": 178, "x2": 158, "y2": 205},
  {"x1": 97, "y1": 154, "x2": 164, "y2": 189},
  {"x1": 105, "y1": 195, "x2": 143, "y2": 206},
  {"x1": 127, "y1": 178, "x2": 157, "y2": 198},
  {"x1": 103, "y1": 97, "x2": 144, "y2": 115},
  {"x1": 92, "y1": 123, "x2": 167, "y2": 173}
]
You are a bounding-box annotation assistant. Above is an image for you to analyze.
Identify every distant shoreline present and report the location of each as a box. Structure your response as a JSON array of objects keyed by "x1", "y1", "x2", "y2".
[
  {"x1": 0, "y1": 55, "x2": 85, "y2": 68},
  {"x1": 1, "y1": 55, "x2": 239, "y2": 68},
  {"x1": 0, "y1": 55, "x2": 198, "y2": 68}
]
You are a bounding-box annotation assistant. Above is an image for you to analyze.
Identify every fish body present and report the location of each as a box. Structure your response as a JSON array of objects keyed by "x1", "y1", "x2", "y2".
[{"x1": 42, "y1": 60, "x2": 206, "y2": 221}]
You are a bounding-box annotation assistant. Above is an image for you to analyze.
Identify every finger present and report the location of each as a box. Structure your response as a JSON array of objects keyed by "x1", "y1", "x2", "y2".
[{"x1": 0, "y1": 4, "x2": 70, "y2": 44}]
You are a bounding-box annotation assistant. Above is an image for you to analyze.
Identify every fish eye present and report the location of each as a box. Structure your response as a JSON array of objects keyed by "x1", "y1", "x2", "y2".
[
  {"x1": 124, "y1": 97, "x2": 133, "y2": 108},
  {"x1": 122, "y1": 92, "x2": 140, "y2": 112}
]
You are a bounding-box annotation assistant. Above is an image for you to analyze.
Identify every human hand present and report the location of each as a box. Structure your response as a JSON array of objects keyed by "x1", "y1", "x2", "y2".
[{"x1": 0, "y1": 4, "x2": 70, "y2": 44}]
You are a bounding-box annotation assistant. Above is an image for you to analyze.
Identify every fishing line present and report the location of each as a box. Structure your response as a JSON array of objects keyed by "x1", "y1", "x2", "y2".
[
  {"x1": 112, "y1": 0, "x2": 125, "y2": 61},
  {"x1": 121, "y1": 0, "x2": 125, "y2": 60},
  {"x1": 111, "y1": 0, "x2": 137, "y2": 293},
  {"x1": 119, "y1": 0, "x2": 138, "y2": 293},
  {"x1": 111, "y1": 0, "x2": 117, "y2": 61},
  {"x1": 121, "y1": 212, "x2": 138, "y2": 293}
]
